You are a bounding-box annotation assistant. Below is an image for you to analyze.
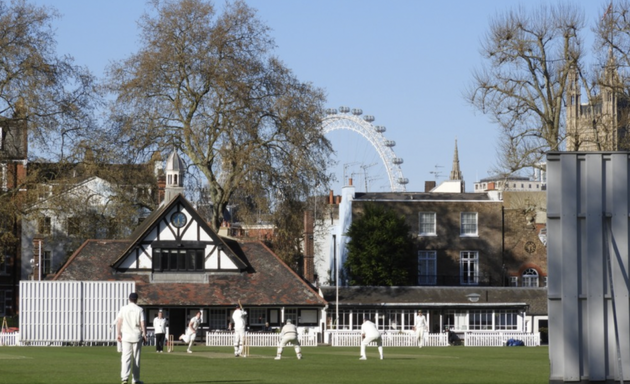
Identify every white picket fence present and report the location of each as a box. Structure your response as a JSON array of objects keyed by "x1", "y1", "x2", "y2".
[
  {"x1": 328, "y1": 331, "x2": 449, "y2": 347},
  {"x1": 0, "y1": 332, "x2": 20, "y2": 346},
  {"x1": 327, "y1": 331, "x2": 539, "y2": 347},
  {"x1": 464, "y1": 332, "x2": 540, "y2": 347},
  {"x1": 205, "y1": 331, "x2": 318, "y2": 347},
  {"x1": 1, "y1": 330, "x2": 539, "y2": 348}
]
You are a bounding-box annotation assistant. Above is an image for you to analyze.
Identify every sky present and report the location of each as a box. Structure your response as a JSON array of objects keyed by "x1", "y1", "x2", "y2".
[{"x1": 29, "y1": 0, "x2": 607, "y2": 193}]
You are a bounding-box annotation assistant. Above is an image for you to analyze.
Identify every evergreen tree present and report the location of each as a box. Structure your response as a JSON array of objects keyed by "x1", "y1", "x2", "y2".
[{"x1": 344, "y1": 204, "x2": 414, "y2": 286}]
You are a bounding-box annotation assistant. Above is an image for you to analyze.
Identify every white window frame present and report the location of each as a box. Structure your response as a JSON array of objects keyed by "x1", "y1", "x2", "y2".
[
  {"x1": 509, "y1": 276, "x2": 519, "y2": 287},
  {"x1": 418, "y1": 212, "x2": 436, "y2": 236},
  {"x1": 460, "y1": 251, "x2": 479, "y2": 285},
  {"x1": 460, "y1": 212, "x2": 478, "y2": 237},
  {"x1": 418, "y1": 250, "x2": 437, "y2": 285},
  {"x1": 494, "y1": 310, "x2": 519, "y2": 330},
  {"x1": 522, "y1": 268, "x2": 539, "y2": 287}
]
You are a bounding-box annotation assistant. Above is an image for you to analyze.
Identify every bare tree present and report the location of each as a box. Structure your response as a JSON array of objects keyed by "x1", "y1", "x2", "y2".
[
  {"x1": 106, "y1": 0, "x2": 332, "y2": 230},
  {"x1": 0, "y1": 0, "x2": 99, "y2": 158},
  {"x1": 466, "y1": 3, "x2": 585, "y2": 175}
]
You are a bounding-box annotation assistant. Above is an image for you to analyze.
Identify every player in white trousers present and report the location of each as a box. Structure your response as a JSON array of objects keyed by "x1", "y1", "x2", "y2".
[
  {"x1": 180, "y1": 311, "x2": 200, "y2": 353},
  {"x1": 360, "y1": 317, "x2": 383, "y2": 360},
  {"x1": 414, "y1": 310, "x2": 428, "y2": 348},
  {"x1": 274, "y1": 319, "x2": 302, "y2": 360},
  {"x1": 232, "y1": 304, "x2": 247, "y2": 357},
  {"x1": 117, "y1": 292, "x2": 147, "y2": 384}
]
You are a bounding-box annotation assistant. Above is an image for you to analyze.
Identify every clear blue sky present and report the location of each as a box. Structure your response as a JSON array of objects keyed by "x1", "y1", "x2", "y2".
[{"x1": 31, "y1": 0, "x2": 606, "y2": 193}]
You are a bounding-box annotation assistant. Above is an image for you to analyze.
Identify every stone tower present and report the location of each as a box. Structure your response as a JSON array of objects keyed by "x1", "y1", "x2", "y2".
[
  {"x1": 163, "y1": 150, "x2": 185, "y2": 204},
  {"x1": 566, "y1": 52, "x2": 630, "y2": 151}
]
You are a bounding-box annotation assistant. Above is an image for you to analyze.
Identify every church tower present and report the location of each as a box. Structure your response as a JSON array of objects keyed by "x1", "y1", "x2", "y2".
[
  {"x1": 566, "y1": 52, "x2": 629, "y2": 151},
  {"x1": 163, "y1": 150, "x2": 185, "y2": 204}
]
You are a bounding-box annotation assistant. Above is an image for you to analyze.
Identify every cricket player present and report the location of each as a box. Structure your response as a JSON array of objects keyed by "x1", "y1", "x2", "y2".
[
  {"x1": 232, "y1": 304, "x2": 247, "y2": 357},
  {"x1": 180, "y1": 311, "x2": 201, "y2": 353},
  {"x1": 274, "y1": 318, "x2": 302, "y2": 360},
  {"x1": 360, "y1": 317, "x2": 383, "y2": 360},
  {"x1": 117, "y1": 292, "x2": 147, "y2": 384},
  {"x1": 414, "y1": 310, "x2": 428, "y2": 348}
]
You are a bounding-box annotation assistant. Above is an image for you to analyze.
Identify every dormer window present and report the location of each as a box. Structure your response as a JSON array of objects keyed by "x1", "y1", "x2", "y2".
[{"x1": 153, "y1": 248, "x2": 204, "y2": 272}]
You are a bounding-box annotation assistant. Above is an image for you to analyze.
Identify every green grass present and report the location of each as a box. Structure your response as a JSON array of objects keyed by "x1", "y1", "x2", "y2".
[{"x1": 0, "y1": 345, "x2": 549, "y2": 384}]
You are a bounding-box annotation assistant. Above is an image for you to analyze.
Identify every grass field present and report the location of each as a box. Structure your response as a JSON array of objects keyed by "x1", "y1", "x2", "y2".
[{"x1": 0, "y1": 345, "x2": 549, "y2": 384}]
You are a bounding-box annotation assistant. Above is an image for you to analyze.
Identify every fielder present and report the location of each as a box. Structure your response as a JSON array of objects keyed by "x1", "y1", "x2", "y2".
[
  {"x1": 180, "y1": 311, "x2": 201, "y2": 353},
  {"x1": 413, "y1": 310, "x2": 428, "y2": 348},
  {"x1": 360, "y1": 317, "x2": 383, "y2": 360},
  {"x1": 274, "y1": 318, "x2": 302, "y2": 360},
  {"x1": 232, "y1": 303, "x2": 247, "y2": 357},
  {"x1": 117, "y1": 292, "x2": 147, "y2": 384}
]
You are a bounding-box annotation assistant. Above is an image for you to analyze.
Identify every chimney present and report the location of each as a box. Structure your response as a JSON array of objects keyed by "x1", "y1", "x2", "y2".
[
  {"x1": 425, "y1": 181, "x2": 436, "y2": 192},
  {"x1": 303, "y1": 211, "x2": 315, "y2": 283},
  {"x1": 487, "y1": 182, "x2": 495, "y2": 191},
  {"x1": 348, "y1": 178, "x2": 353, "y2": 186},
  {"x1": 329, "y1": 190, "x2": 334, "y2": 204}
]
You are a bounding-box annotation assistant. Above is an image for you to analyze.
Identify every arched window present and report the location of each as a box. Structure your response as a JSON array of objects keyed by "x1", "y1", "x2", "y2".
[{"x1": 522, "y1": 268, "x2": 539, "y2": 287}]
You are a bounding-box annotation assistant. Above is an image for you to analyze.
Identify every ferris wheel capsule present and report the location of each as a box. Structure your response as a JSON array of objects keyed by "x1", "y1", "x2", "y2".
[
  {"x1": 339, "y1": 106, "x2": 350, "y2": 113},
  {"x1": 398, "y1": 178, "x2": 409, "y2": 185},
  {"x1": 385, "y1": 140, "x2": 396, "y2": 147},
  {"x1": 374, "y1": 125, "x2": 386, "y2": 133},
  {"x1": 363, "y1": 115, "x2": 375, "y2": 122},
  {"x1": 351, "y1": 108, "x2": 363, "y2": 116},
  {"x1": 393, "y1": 158, "x2": 403, "y2": 165},
  {"x1": 326, "y1": 108, "x2": 338, "y2": 115}
]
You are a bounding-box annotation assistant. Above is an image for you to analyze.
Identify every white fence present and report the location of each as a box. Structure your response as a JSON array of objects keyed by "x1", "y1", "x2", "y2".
[
  {"x1": 464, "y1": 332, "x2": 540, "y2": 347},
  {"x1": 326, "y1": 331, "x2": 538, "y2": 347},
  {"x1": 206, "y1": 331, "x2": 318, "y2": 347},
  {"x1": 328, "y1": 331, "x2": 448, "y2": 347},
  {"x1": 0, "y1": 332, "x2": 19, "y2": 346},
  {"x1": 19, "y1": 281, "x2": 134, "y2": 344}
]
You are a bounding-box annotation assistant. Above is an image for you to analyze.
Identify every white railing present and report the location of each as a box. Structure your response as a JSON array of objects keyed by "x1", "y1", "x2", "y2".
[
  {"x1": 328, "y1": 331, "x2": 449, "y2": 347},
  {"x1": 0, "y1": 332, "x2": 20, "y2": 346},
  {"x1": 205, "y1": 331, "x2": 318, "y2": 347},
  {"x1": 327, "y1": 331, "x2": 539, "y2": 347},
  {"x1": 464, "y1": 332, "x2": 540, "y2": 347}
]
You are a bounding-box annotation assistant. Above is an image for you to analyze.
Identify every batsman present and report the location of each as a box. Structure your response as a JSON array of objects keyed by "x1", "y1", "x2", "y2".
[{"x1": 232, "y1": 301, "x2": 248, "y2": 357}]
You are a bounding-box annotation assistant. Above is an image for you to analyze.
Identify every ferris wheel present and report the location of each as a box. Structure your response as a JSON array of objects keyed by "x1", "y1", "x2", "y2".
[{"x1": 322, "y1": 106, "x2": 408, "y2": 193}]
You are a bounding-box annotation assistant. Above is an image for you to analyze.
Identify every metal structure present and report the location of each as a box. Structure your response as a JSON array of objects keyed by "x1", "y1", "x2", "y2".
[
  {"x1": 323, "y1": 107, "x2": 408, "y2": 192},
  {"x1": 547, "y1": 152, "x2": 630, "y2": 383}
]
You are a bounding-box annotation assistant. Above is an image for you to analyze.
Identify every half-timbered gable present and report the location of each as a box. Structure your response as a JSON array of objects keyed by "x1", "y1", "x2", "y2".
[{"x1": 112, "y1": 194, "x2": 246, "y2": 275}]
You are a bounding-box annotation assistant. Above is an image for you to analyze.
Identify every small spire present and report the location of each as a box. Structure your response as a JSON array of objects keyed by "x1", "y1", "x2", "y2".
[{"x1": 449, "y1": 138, "x2": 463, "y2": 181}]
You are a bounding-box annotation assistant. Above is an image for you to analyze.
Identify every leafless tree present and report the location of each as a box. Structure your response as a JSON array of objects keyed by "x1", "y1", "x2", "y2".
[
  {"x1": 0, "y1": 0, "x2": 100, "y2": 158},
  {"x1": 106, "y1": 0, "x2": 332, "y2": 230},
  {"x1": 466, "y1": 3, "x2": 586, "y2": 175}
]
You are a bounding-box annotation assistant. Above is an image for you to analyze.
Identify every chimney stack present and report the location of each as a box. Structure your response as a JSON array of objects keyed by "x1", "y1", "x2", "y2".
[{"x1": 303, "y1": 210, "x2": 315, "y2": 284}]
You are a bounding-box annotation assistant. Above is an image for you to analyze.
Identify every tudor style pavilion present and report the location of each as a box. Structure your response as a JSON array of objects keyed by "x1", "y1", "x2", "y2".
[{"x1": 52, "y1": 153, "x2": 326, "y2": 338}]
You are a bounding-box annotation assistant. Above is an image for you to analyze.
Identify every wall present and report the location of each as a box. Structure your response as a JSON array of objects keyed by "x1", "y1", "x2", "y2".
[
  {"x1": 547, "y1": 152, "x2": 630, "y2": 383},
  {"x1": 352, "y1": 197, "x2": 504, "y2": 286}
]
